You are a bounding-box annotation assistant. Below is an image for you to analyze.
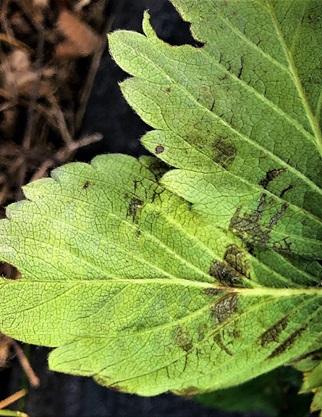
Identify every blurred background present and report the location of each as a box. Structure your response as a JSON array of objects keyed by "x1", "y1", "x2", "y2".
[{"x1": 0, "y1": 1, "x2": 314, "y2": 416}]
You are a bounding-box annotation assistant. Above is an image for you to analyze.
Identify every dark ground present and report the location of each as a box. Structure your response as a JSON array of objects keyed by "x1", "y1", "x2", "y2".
[{"x1": 1, "y1": 1, "x2": 265, "y2": 416}]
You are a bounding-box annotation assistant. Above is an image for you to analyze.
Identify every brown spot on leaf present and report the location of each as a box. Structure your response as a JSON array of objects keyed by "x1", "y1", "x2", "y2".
[
  {"x1": 280, "y1": 184, "x2": 293, "y2": 198},
  {"x1": 225, "y1": 244, "x2": 250, "y2": 277},
  {"x1": 213, "y1": 334, "x2": 233, "y2": 356},
  {"x1": 213, "y1": 137, "x2": 236, "y2": 169},
  {"x1": 174, "y1": 386, "x2": 200, "y2": 397},
  {"x1": 155, "y1": 144, "x2": 165, "y2": 154},
  {"x1": 127, "y1": 198, "x2": 143, "y2": 222},
  {"x1": 209, "y1": 260, "x2": 245, "y2": 287},
  {"x1": 230, "y1": 194, "x2": 269, "y2": 246},
  {"x1": 260, "y1": 316, "x2": 289, "y2": 347},
  {"x1": 109, "y1": 385, "x2": 122, "y2": 392},
  {"x1": 174, "y1": 326, "x2": 193, "y2": 352},
  {"x1": 197, "y1": 323, "x2": 208, "y2": 342},
  {"x1": 268, "y1": 203, "x2": 288, "y2": 228},
  {"x1": 229, "y1": 194, "x2": 289, "y2": 249},
  {"x1": 0, "y1": 262, "x2": 20, "y2": 279},
  {"x1": 203, "y1": 287, "x2": 225, "y2": 297},
  {"x1": 82, "y1": 180, "x2": 91, "y2": 189},
  {"x1": 267, "y1": 326, "x2": 307, "y2": 359},
  {"x1": 209, "y1": 245, "x2": 250, "y2": 287},
  {"x1": 259, "y1": 168, "x2": 285, "y2": 189},
  {"x1": 211, "y1": 293, "x2": 238, "y2": 323}
]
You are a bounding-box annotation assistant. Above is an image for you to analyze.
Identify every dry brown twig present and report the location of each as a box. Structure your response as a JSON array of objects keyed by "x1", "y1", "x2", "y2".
[
  {"x1": 11, "y1": 341, "x2": 40, "y2": 388},
  {"x1": 0, "y1": 388, "x2": 28, "y2": 410},
  {"x1": 31, "y1": 132, "x2": 103, "y2": 181}
]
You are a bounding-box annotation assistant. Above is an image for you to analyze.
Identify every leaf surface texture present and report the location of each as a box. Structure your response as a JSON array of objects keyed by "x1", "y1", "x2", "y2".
[{"x1": 0, "y1": 0, "x2": 321, "y2": 397}]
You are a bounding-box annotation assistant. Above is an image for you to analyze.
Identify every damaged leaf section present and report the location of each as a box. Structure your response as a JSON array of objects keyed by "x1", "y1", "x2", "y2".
[
  {"x1": 127, "y1": 197, "x2": 144, "y2": 222},
  {"x1": 209, "y1": 245, "x2": 251, "y2": 287},
  {"x1": 173, "y1": 325, "x2": 193, "y2": 352},
  {"x1": 259, "y1": 168, "x2": 286, "y2": 190},
  {"x1": 212, "y1": 137, "x2": 237, "y2": 169},
  {"x1": 260, "y1": 316, "x2": 289, "y2": 347},
  {"x1": 213, "y1": 334, "x2": 233, "y2": 356},
  {"x1": 267, "y1": 326, "x2": 307, "y2": 359},
  {"x1": 211, "y1": 293, "x2": 239, "y2": 324},
  {"x1": 0, "y1": 0, "x2": 321, "y2": 401},
  {"x1": 229, "y1": 194, "x2": 289, "y2": 252},
  {"x1": 110, "y1": 0, "x2": 322, "y2": 258}
]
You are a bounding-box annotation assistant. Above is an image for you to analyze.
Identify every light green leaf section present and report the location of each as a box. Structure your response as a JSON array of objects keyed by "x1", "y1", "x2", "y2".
[
  {"x1": 108, "y1": 0, "x2": 322, "y2": 258},
  {"x1": 294, "y1": 352, "x2": 322, "y2": 416},
  {"x1": 0, "y1": 155, "x2": 321, "y2": 396},
  {"x1": 0, "y1": 0, "x2": 321, "y2": 399}
]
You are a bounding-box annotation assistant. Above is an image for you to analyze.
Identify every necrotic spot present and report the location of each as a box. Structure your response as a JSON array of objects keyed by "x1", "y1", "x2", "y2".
[
  {"x1": 173, "y1": 326, "x2": 193, "y2": 352},
  {"x1": 213, "y1": 137, "x2": 236, "y2": 169},
  {"x1": 267, "y1": 326, "x2": 307, "y2": 359},
  {"x1": 127, "y1": 198, "x2": 143, "y2": 222},
  {"x1": 155, "y1": 144, "x2": 165, "y2": 154},
  {"x1": 260, "y1": 316, "x2": 289, "y2": 347},
  {"x1": 209, "y1": 260, "x2": 245, "y2": 287},
  {"x1": 211, "y1": 293, "x2": 238, "y2": 323}
]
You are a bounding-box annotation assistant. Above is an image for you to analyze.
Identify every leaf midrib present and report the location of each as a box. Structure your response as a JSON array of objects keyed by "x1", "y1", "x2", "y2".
[
  {"x1": 3, "y1": 278, "x2": 322, "y2": 296},
  {"x1": 23, "y1": 179, "x2": 321, "y2": 288}
]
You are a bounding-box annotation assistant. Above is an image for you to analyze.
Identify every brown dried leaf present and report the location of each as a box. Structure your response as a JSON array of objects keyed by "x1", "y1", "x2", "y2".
[
  {"x1": 32, "y1": 0, "x2": 49, "y2": 7},
  {"x1": 1, "y1": 50, "x2": 37, "y2": 96},
  {"x1": 55, "y1": 9, "x2": 101, "y2": 58}
]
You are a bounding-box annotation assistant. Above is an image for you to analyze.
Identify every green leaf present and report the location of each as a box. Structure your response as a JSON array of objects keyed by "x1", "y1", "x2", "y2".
[
  {"x1": 0, "y1": 0, "x2": 321, "y2": 401},
  {"x1": 294, "y1": 352, "x2": 322, "y2": 416},
  {"x1": 109, "y1": 0, "x2": 322, "y2": 258},
  {"x1": 0, "y1": 155, "x2": 321, "y2": 396}
]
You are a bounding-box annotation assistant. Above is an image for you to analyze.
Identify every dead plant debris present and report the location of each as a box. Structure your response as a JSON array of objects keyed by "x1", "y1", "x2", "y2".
[{"x1": 0, "y1": 0, "x2": 113, "y2": 381}]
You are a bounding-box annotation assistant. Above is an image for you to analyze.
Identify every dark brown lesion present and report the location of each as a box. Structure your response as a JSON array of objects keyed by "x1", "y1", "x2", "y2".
[
  {"x1": 224, "y1": 245, "x2": 249, "y2": 274},
  {"x1": 213, "y1": 333, "x2": 233, "y2": 356},
  {"x1": 267, "y1": 326, "x2": 307, "y2": 359},
  {"x1": 212, "y1": 137, "x2": 237, "y2": 169},
  {"x1": 211, "y1": 293, "x2": 238, "y2": 323},
  {"x1": 230, "y1": 194, "x2": 269, "y2": 246},
  {"x1": 173, "y1": 386, "x2": 200, "y2": 397},
  {"x1": 260, "y1": 316, "x2": 289, "y2": 347},
  {"x1": 173, "y1": 326, "x2": 193, "y2": 352},
  {"x1": 209, "y1": 260, "x2": 245, "y2": 287},
  {"x1": 127, "y1": 197, "x2": 143, "y2": 222},
  {"x1": 229, "y1": 193, "x2": 290, "y2": 252},
  {"x1": 208, "y1": 244, "x2": 251, "y2": 287},
  {"x1": 203, "y1": 287, "x2": 226, "y2": 297},
  {"x1": 82, "y1": 180, "x2": 91, "y2": 189},
  {"x1": 259, "y1": 168, "x2": 285, "y2": 190},
  {"x1": 197, "y1": 323, "x2": 209, "y2": 342},
  {"x1": 155, "y1": 144, "x2": 165, "y2": 154},
  {"x1": 280, "y1": 184, "x2": 293, "y2": 198}
]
